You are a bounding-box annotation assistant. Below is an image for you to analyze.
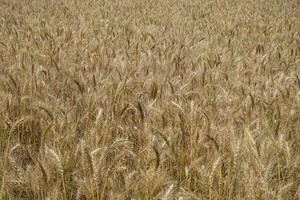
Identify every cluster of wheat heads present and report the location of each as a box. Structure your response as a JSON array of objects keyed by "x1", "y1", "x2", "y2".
[{"x1": 0, "y1": 0, "x2": 299, "y2": 199}]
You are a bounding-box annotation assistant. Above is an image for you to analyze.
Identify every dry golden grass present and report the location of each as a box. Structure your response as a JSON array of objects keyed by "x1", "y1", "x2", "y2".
[{"x1": 0, "y1": 0, "x2": 300, "y2": 199}]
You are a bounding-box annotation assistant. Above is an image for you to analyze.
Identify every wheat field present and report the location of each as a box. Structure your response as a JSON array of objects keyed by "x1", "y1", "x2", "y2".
[{"x1": 0, "y1": 0, "x2": 300, "y2": 199}]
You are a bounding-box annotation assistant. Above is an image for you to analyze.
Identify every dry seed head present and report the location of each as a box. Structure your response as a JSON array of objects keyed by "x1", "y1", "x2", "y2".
[
  {"x1": 45, "y1": 146, "x2": 63, "y2": 177},
  {"x1": 209, "y1": 157, "x2": 221, "y2": 190},
  {"x1": 233, "y1": 140, "x2": 240, "y2": 170},
  {"x1": 80, "y1": 141, "x2": 95, "y2": 176},
  {"x1": 90, "y1": 147, "x2": 104, "y2": 184}
]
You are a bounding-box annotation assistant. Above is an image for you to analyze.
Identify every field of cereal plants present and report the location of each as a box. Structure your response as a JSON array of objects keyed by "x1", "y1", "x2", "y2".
[{"x1": 0, "y1": 0, "x2": 299, "y2": 199}]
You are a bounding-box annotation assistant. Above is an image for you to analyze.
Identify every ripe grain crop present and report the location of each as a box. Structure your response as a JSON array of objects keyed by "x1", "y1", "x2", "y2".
[{"x1": 0, "y1": 0, "x2": 300, "y2": 199}]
